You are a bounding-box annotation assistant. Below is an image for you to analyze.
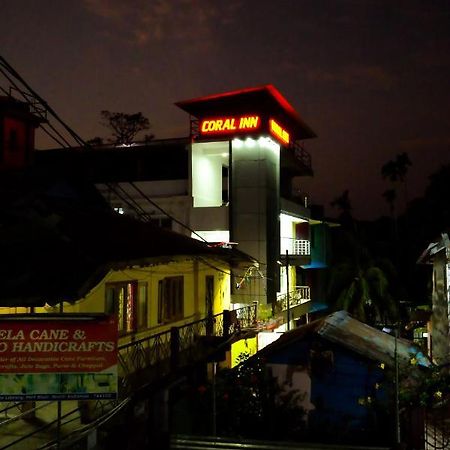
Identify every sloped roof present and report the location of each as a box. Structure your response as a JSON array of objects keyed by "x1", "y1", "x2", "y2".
[
  {"x1": 0, "y1": 169, "x2": 255, "y2": 307},
  {"x1": 175, "y1": 84, "x2": 316, "y2": 141},
  {"x1": 417, "y1": 232, "x2": 450, "y2": 264},
  {"x1": 260, "y1": 311, "x2": 431, "y2": 369}
]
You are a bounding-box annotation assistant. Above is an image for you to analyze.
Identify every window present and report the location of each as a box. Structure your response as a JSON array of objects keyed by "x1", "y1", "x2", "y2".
[
  {"x1": 105, "y1": 281, "x2": 138, "y2": 334},
  {"x1": 137, "y1": 283, "x2": 148, "y2": 329},
  {"x1": 158, "y1": 276, "x2": 184, "y2": 323}
]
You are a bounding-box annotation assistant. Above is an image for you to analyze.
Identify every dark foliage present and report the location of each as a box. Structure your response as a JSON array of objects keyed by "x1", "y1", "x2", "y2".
[
  {"x1": 190, "y1": 357, "x2": 306, "y2": 441},
  {"x1": 100, "y1": 110, "x2": 153, "y2": 145}
]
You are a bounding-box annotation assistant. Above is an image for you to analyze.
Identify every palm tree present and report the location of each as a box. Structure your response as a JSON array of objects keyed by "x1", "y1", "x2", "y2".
[
  {"x1": 327, "y1": 231, "x2": 398, "y2": 325},
  {"x1": 381, "y1": 152, "x2": 412, "y2": 208},
  {"x1": 328, "y1": 261, "x2": 397, "y2": 325}
]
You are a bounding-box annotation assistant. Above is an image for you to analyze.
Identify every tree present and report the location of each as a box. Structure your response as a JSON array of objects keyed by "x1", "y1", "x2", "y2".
[
  {"x1": 100, "y1": 110, "x2": 153, "y2": 145},
  {"x1": 86, "y1": 136, "x2": 104, "y2": 146},
  {"x1": 191, "y1": 356, "x2": 306, "y2": 440},
  {"x1": 381, "y1": 152, "x2": 412, "y2": 208},
  {"x1": 330, "y1": 189, "x2": 354, "y2": 229},
  {"x1": 327, "y1": 227, "x2": 399, "y2": 325},
  {"x1": 330, "y1": 189, "x2": 352, "y2": 214},
  {"x1": 328, "y1": 257, "x2": 398, "y2": 325}
]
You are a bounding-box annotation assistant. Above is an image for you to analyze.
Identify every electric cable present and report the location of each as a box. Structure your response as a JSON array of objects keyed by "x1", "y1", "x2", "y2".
[
  {"x1": 129, "y1": 182, "x2": 208, "y2": 243},
  {"x1": 0, "y1": 54, "x2": 264, "y2": 279}
]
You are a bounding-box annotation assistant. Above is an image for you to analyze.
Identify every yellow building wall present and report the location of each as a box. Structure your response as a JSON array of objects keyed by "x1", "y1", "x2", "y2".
[
  {"x1": 289, "y1": 265, "x2": 297, "y2": 290},
  {"x1": 230, "y1": 336, "x2": 258, "y2": 368},
  {"x1": 2, "y1": 257, "x2": 232, "y2": 345}
]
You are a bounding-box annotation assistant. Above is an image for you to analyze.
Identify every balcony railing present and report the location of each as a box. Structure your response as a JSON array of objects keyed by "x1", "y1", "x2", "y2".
[
  {"x1": 281, "y1": 238, "x2": 311, "y2": 256},
  {"x1": 292, "y1": 141, "x2": 312, "y2": 170},
  {"x1": 293, "y1": 239, "x2": 310, "y2": 255},
  {"x1": 117, "y1": 304, "x2": 258, "y2": 395},
  {"x1": 276, "y1": 286, "x2": 311, "y2": 312}
]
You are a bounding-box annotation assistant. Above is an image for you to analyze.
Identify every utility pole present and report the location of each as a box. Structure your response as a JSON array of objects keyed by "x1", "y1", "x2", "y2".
[{"x1": 286, "y1": 250, "x2": 290, "y2": 331}]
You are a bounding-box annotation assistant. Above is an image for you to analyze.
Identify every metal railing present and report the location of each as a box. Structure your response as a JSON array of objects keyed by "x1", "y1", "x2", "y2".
[
  {"x1": 280, "y1": 238, "x2": 311, "y2": 257},
  {"x1": 0, "y1": 305, "x2": 257, "y2": 449},
  {"x1": 117, "y1": 304, "x2": 257, "y2": 394},
  {"x1": 424, "y1": 408, "x2": 450, "y2": 449},
  {"x1": 293, "y1": 239, "x2": 310, "y2": 255},
  {"x1": 276, "y1": 286, "x2": 311, "y2": 312},
  {"x1": 292, "y1": 141, "x2": 312, "y2": 171}
]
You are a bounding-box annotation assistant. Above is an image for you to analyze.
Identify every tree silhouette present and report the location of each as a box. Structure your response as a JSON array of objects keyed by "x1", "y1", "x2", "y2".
[
  {"x1": 86, "y1": 136, "x2": 104, "y2": 146},
  {"x1": 100, "y1": 110, "x2": 153, "y2": 146},
  {"x1": 327, "y1": 232, "x2": 398, "y2": 325},
  {"x1": 330, "y1": 189, "x2": 354, "y2": 230},
  {"x1": 381, "y1": 152, "x2": 412, "y2": 208},
  {"x1": 331, "y1": 189, "x2": 352, "y2": 214}
]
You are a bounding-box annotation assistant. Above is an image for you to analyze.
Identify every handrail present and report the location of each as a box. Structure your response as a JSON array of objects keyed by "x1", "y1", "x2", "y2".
[
  {"x1": 292, "y1": 141, "x2": 312, "y2": 170},
  {"x1": 276, "y1": 286, "x2": 311, "y2": 312},
  {"x1": 280, "y1": 237, "x2": 311, "y2": 256},
  {"x1": 0, "y1": 305, "x2": 257, "y2": 450},
  {"x1": 116, "y1": 304, "x2": 257, "y2": 396}
]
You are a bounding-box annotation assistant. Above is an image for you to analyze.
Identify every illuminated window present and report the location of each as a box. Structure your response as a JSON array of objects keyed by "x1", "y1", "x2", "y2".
[
  {"x1": 158, "y1": 276, "x2": 184, "y2": 323},
  {"x1": 105, "y1": 281, "x2": 138, "y2": 334}
]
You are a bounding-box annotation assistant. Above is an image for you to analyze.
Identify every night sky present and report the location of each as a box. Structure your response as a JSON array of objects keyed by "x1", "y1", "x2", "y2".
[{"x1": 1, "y1": 1, "x2": 449, "y2": 219}]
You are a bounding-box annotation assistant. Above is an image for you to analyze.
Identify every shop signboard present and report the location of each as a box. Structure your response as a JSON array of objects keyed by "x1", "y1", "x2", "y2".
[{"x1": 0, "y1": 315, "x2": 118, "y2": 401}]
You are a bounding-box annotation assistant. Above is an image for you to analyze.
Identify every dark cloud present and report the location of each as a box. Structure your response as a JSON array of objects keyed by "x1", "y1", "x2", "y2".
[
  {"x1": 305, "y1": 64, "x2": 395, "y2": 91},
  {"x1": 0, "y1": 0, "x2": 448, "y2": 219},
  {"x1": 82, "y1": 0, "x2": 243, "y2": 47}
]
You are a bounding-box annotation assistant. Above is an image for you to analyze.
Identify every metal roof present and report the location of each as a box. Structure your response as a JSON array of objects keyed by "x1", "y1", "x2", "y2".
[{"x1": 260, "y1": 310, "x2": 431, "y2": 369}]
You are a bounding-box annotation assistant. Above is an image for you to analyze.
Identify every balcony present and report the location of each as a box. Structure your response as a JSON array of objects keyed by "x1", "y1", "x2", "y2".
[
  {"x1": 280, "y1": 141, "x2": 313, "y2": 176},
  {"x1": 276, "y1": 286, "x2": 311, "y2": 312},
  {"x1": 293, "y1": 239, "x2": 310, "y2": 255},
  {"x1": 275, "y1": 286, "x2": 312, "y2": 326},
  {"x1": 280, "y1": 238, "x2": 311, "y2": 266},
  {"x1": 293, "y1": 141, "x2": 312, "y2": 172}
]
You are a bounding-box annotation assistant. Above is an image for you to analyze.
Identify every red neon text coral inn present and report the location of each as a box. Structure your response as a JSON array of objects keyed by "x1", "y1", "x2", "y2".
[
  {"x1": 199, "y1": 114, "x2": 290, "y2": 146},
  {"x1": 176, "y1": 84, "x2": 316, "y2": 146}
]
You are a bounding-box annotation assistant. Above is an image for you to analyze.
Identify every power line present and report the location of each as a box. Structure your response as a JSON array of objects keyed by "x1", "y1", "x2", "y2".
[
  {"x1": 129, "y1": 182, "x2": 208, "y2": 243},
  {"x1": 0, "y1": 55, "x2": 263, "y2": 275}
]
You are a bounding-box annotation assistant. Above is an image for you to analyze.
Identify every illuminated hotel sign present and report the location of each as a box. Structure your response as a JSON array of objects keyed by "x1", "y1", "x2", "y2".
[
  {"x1": 269, "y1": 119, "x2": 290, "y2": 145},
  {"x1": 199, "y1": 114, "x2": 291, "y2": 146},
  {"x1": 200, "y1": 115, "x2": 260, "y2": 135}
]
